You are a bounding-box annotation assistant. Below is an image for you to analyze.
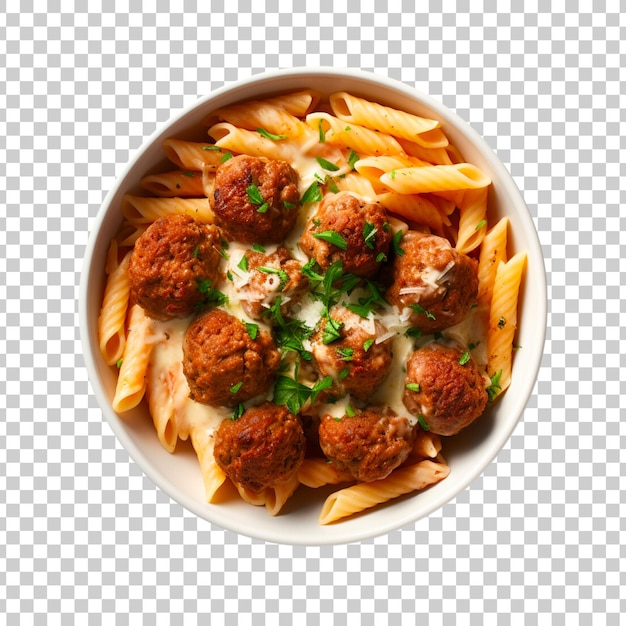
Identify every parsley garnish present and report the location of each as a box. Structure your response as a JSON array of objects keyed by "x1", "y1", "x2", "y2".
[
  {"x1": 230, "y1": 381, "x2": 243, "y2": 394},
  {"x1": 252, "y1": 243, "x2": 266, "y2": 253},
  {"x1": 116, "y1": 358, "x2": 123, "y2": 369},
  {"x1": 344, "y1": 279, "x2": 387, "y2": 318},
  {"x1": 338, "y1": 368, "x2": 349, "y2": 380},
  {"x1": 376, "y1": 252, "x2": 387, "y2": 263},
  {"x1": 406, "y1": 382, "x2": 421, "y2": 392},
  {"x1": 247, "y1": 183, "x2": 269, "y2": 213},
  {"x1": 348, "y1": 150, "x2": 359, "y2": 169},
  {"x1": 220, "y1": 152, "x2": 233, "y2": 163},
  {"x1": 197, "y1": 279, "x2": 228, "y2": 306},
  {"x1": 315, "y1": 156, "x2": 340, "y2": 172},
  {"x1": 193, "y1": 245, "x2": 200, "y2": 258},
  {"x1": 336, "y1": 347, "x2": 354, "y2": 361},
  {"x1": 417, "y1": 414, "x2": 430, "y2": 431},
  {"x1": 391, "y1": 230, "x2": 405, "y2": 256},
  {"x1": 257, "y1": 266, "x2": 289, "y2": 291},
  {"x1": 312, "y1": 230, "x2": 348, "y2": 250},
  {"x1": 202, "y1": 145, "x2": 222, "y2": 151},
  {"x1": 322, "y1": 317, "x2": 343, "y2": 345},
  {"x1": 475, "y1": 219, "x2": 487, "y2": 231},
  {"x1": 409, "y1": 303, "x2": 436, "y2": 320},
  {"x1": 362, "y1": 338, "x2": 375, "y2": 352},
  {"x1": 237, "y1": 254, "x2": 249, "y2": 272},
  {"x1": 459, "y1": 351, "x2": 470, "y2": 365},
  {"x1": 405, "y1": 327, "x2": 422, "y2": 338},
  {"x1": 486, "y1": 370, "x2": 503, "y2": 401},
  {"x1": 257, "y1": 127, "x2": 288, "y2": 141},
  {"x1": 301, "y1": 181, "x2": 323, "y2": 205},
  {"x1": 231, "y1": 403, "x2": 245, "y2": 420},
  {"x1": 345, "y1": 404, "x2": 357, "y2": 417},
  {"x1": 273, "y1": 367, "x2": 333, "y2": 415},
  {"x1": 363, "y1": 221, "x2": 377, "y2": 250},
  {"x1": 318, "y1": 119, "x2": 326, "y2": 143},
  {"x1": 244, "y1": 321, "x2": 259, "y2": 340}
]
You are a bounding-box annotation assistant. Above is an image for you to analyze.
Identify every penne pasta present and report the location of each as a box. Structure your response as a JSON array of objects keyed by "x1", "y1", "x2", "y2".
[
  {"x1": 297, "y1": 458, "x2": 354, "y2": 488},
  {"x1": 121, "y1": 195, "x2": 214, "y2": 225},
  {"x1": 98, "y1": 243, "x2": 131, "y2": 366},
  {"x1": 477, "y1": 217, "x2": 509, "y2": 309},
  {"x1": 487, "y1": 252, "x2": 527, "y2": 396},
  {"x1": 376, "y1": 192, "x2": 446, "y2": 233},
  {"x1": 318, "y1": 460, "x2": 450, "y2": 525},
  {"x1": 145, "y1": 346, "x2": 178, "y2": 453},
  {"x1": 329, "y1": 91, "x2": 440, "y2": 140},
  {"x1": 140, "y1": 169, "x2": 206, "y2": 198},
  {"x1": 265, "y1": 473, "x2": 301, "y2": 516},
  {"x1": 306, "y1": 111, "x2": 405, "y2": 156},
  {"x1": 264, "y1": 89, "x2": 322, "y2": 117},
  {"x1": 112, "y1": 304, "x2": 154, "y2": 413},
  {"x1": 380, "y1": 163, "x2": 491, "y2": 194},
  {"x1": 455, "y1": 187, "x2": 489, "y2": 254},
  {"x1": 189, "y1": 424, "x2": 227, "y2": 503},
  {"x1": 161, "y1": 138, "x2": 227, "y2": 171}
]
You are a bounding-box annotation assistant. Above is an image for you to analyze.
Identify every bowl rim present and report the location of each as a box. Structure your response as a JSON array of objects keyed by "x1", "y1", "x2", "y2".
[{"x1": 79, "y1": 67, "x2": 547, "y2": 545}]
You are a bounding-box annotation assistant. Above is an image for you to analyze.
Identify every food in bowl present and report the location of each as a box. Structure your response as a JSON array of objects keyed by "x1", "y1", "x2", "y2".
[{"x1": 94, "y1": 84, "x2": 527, "y2": 526}]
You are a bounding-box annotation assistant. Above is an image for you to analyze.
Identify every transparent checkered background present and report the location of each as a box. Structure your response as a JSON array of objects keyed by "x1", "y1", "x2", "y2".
[{"x1": 1, "y1": 1, "x2": 624, "y2": 623}]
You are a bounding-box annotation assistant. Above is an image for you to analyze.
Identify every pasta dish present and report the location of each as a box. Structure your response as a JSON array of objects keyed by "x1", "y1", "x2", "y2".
[{"x1": 97, "y1": 89, "x2": 526, "y2": 524}]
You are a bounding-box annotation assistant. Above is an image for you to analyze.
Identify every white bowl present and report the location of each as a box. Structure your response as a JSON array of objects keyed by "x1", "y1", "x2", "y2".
[{"x1": 79, "y1": 68, "x2": 546, "y2": 545}]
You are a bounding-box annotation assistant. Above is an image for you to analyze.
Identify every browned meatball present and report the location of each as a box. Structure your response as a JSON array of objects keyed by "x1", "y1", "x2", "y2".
[
  {"x1": 238, "y1": 247, "x2": 308, "y2": 321},
  {"x1": 182, "y1": 308, "x2": 281, "y2": 407},
  {"x1": 310, "y1": 306, "x2": 393, "y2": 401},
  {"x1": 299, "y1": 191, "x2": 392, "y2": 278},
  {"x1": 128, "y1": 214, "x2": 223, "y2": 320},
  {"x1": 209, "y1": 155, "x2": 300, "y2": 244},
  {"x1": 213, "y1": 402, "x2": 306, "y2": 493},
  {"x1": 386, "y1": 231, "x2": 478, "y2": 333},
  {"x1": 403, "y1": 342, "x2": 488, "y2": 436},
  {"x1": 318, "y1": 407, "x2": 416, "y2": 482}
]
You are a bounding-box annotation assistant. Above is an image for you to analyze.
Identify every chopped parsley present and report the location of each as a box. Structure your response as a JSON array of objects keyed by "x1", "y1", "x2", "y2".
[
  {"x1": 197, "y1": 279, "x2": 228, "y2": 307},
  {"x1": 252, "y1": 243, "x2": 266, "y2": 253},
  {"x1": 475, "y1": 219, "x2": 487, "y2": 231},
  {"x1": 231, "y1": 403, "x2": 245, "y2": 421},
  {"x1": 336, "y1": 347, "x2": 354, "y2": 361},
  {"x1": 405, "y1": 327, "x2": 422, "y2": 338},
  {"x1": 362, "y1": 221, "x2": 377, "y2": 250},
  {"x1": 301, "y1": 181, "x2": 323, "y2": 205},
  {"x1": 257, "y1": 127, "x2": 288, "y2": 141},
  {"x1": 193, "y1": 245, "x2": 200, "y2": 258},
  {"x1": 417, "y1": 414, "x2": 430, "y2": 431},
  {"x1": 315, "y1": 156, "x2": 340, "y2": 172},
  {"x1": 322, "y1": 316, "x2": 343, "y2": 345},
  {"x1": 459, "y1": 351, "x2": 471, "y2": 365},
  {"x1": 348, "y1": 150, "x2": 359, "y2": 169},
  {"x1": 220, "y1": 151, "x2": 233, "y2": 163},
  {"x1": 376, "y1": 252, "x2": 387, "y2": 263},
  {"x1": 116, "y1": 357, "x2": 123, "y2": 369},
  {"x1": 230, "y1": 381, "x2": 243, "y2": 394},
  {"x1": 237, "y1": 254, "x2": 249, "y2": 272},
  {"x1": 273, "y1": 367, "x2": 333, "y2": 415},
  {"x1": 244, "y1": 321, "x2": 259, "y2": 340},
  {"x1": 338, "y1": 368, "x2": 350, "y2": 380},
  {"x1": 318, "y1": 119, "x2": 326, "y2": 143},
  {"x1": 391, "y1": 230, "x2": 405, "y2": 256},
  {"x1": 257, "y1": 266, "x2": 290, "y2": 291},
  {"x1": 406, "y1": 382, "x2": 421, "y2": 392},
  {"x1": 344, "y1": 279, "x2": 387, "y2": 318},
  {"x1": 486, "y1": 370, "x2": 503, "y2": 401},
  {"x1": 202, "y1": 145, "x2": 222, "y2": 151},
  {"x1": 345, "y1": 404, "x2": 357, "y2": 417},
  {"x1": 362, "y1": 338, "x2": 375, "y2": 352},
  {"x1": 246, "y1": 183, "x2": 269, "y2": 213},
  {"x1": 409, "y1": 303, "x2": 436, "y2": 320},
  {"x1": 312, "y1": 230, "x2": 348, "y2": 250}
]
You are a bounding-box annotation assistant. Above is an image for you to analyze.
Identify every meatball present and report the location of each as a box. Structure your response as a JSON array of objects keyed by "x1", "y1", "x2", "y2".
[
  {"x1": 237, "y1": 247, "x2": 308, "y2": 321},
  {"x1": 209, "y1": 155, "x2": 300, "y2": 244},
  {"x1": 182, "y1": 308, "x2": 281, "y2": 407},
  {"x1": 310, "y1": 305, "x2": 393, "y2": 401},
  {"x1": 213, "y1": 402, "x2": 306, "y2": 493},
  {"x1": 299, "y1": 191, "x2": 392, "y2": 278},
  {"x1": 318, "y1": 407, "x2": 416, "y2": 482},
  {"x1": 385, "y1": 231, "x2": 478, "y2": 333},
  {"x1": 128, "y1": 214, "x2": 223, "y2": 320},
  {"x1": 402, "y1": 342, "x2": 488, "y2": 436}
]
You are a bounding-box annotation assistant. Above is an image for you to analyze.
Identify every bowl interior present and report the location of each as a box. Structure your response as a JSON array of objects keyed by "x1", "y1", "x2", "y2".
[{"x1": 80, "y1": 68, "x2": 546, "y2": 545}]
